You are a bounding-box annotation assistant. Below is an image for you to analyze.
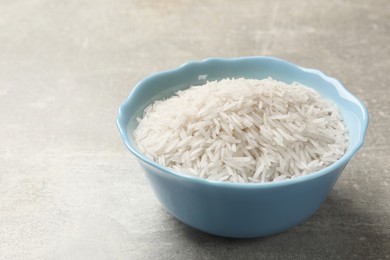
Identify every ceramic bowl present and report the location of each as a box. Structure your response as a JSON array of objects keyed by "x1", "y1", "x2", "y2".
[{"x1": 117, "y1": 57, "x2": 368, "y2": 238}]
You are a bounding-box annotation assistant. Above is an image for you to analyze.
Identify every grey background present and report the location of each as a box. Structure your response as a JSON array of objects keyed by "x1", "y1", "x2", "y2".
[{"x1": 0, "y1": 0, "x2": 389, "y2": 259}]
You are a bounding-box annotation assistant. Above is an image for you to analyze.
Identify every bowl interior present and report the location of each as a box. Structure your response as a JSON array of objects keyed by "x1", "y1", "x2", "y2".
[{"x1": 117, "y1": 57, "x2": 368, "y2": 179}]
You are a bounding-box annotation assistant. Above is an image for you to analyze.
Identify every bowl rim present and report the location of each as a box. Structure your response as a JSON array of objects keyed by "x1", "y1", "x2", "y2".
[{"x1": 117, "y1": 56, "x2": 369, "y2": 189}]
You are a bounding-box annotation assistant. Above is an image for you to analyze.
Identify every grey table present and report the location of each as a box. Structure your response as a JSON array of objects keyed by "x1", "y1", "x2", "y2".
[{"x1": 0, "y1": 0, "x2": 389, "y2": 259}]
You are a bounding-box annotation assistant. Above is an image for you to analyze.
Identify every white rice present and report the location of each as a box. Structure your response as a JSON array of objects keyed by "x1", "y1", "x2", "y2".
[{"x1": 134, "y1": 78, "x2": 349, "y2": 183}]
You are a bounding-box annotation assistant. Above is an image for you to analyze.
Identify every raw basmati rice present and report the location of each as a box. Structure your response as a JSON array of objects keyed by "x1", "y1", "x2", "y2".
[{"x1": 134, "y1": 78, "x2": 349, "y2": 183}]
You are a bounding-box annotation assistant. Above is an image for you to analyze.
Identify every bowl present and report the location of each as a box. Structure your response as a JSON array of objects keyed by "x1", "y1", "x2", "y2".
[{"x1": 117, "y1": 56, "x2": 368, "y2": 238}]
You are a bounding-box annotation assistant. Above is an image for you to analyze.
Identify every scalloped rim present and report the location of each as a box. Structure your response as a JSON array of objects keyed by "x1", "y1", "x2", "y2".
[{"x1": 117, "y1": 56, "x2": 369, "y2": 189}]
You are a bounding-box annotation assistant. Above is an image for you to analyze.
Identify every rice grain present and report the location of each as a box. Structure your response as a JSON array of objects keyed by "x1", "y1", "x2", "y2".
[{"x1": 134, "y1": 78, "x2": 349, "y2": 183}]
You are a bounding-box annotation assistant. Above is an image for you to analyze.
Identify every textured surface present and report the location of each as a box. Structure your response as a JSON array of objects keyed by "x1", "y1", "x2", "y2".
[{"x1": 0, "y1": 0, "x2": 389, "y2": 259}]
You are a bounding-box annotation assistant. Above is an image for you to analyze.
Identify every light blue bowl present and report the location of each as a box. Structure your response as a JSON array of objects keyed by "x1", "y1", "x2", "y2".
[{"x1": 117, "y1": 57, "x2": 368, "y2": 238}]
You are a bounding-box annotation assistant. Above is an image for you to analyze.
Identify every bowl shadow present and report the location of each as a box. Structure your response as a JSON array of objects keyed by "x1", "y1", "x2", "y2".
[{"x1": 167, "y1": 191, "x2": 389, "y2": 259}]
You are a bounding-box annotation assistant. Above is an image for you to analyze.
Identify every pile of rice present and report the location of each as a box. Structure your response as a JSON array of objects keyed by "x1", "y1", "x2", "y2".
[{"x1": 134, "y1": 78, "x2": 349, "y2": 183}]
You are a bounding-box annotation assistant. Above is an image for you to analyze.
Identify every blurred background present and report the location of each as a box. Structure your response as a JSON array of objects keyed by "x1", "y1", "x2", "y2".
[{"x1": 0, "y1": 0, "x2": 389, "y2": 259}]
